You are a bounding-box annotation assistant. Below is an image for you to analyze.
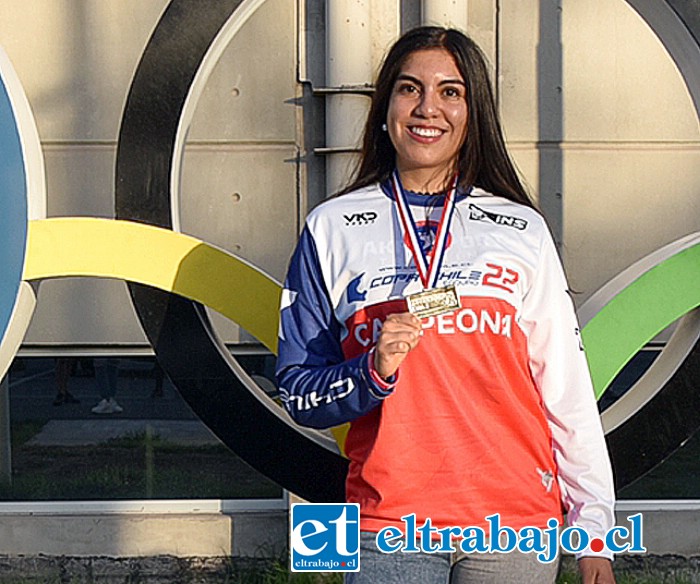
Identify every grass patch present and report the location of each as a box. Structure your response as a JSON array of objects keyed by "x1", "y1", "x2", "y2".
[
  {"x1": 10, "y1": 420, "x2": 46, "y2": 447},
  {"x1": 224, "y1": 557, "x2": 344, "y2": 583},
  {"x1": 0, "y1": 429, "x2": 281, "y2": 500},
  {"x1": 0, "y1": 561, "x2": 693, "y2": 584}
]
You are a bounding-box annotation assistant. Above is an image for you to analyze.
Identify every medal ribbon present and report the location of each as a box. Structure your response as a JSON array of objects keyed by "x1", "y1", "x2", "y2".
[{"x1": 391, "y1": 169, "x2": 459, "y2": 290}]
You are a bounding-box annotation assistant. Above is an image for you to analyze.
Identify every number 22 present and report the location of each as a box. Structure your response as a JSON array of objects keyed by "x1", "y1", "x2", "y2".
[{"x1": 483, "y1": 263, "x2": 519, "y2": 293}]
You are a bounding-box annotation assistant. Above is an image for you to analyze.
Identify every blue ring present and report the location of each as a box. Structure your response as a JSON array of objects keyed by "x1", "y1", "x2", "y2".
[{"x1": 0, "y1": 58, "x2": 29, "y2": 353}]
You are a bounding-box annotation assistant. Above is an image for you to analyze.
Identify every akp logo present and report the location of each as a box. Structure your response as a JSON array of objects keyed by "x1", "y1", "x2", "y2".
[{"x1": 290, "y1": 503, "x2": 360, "y2": 572}]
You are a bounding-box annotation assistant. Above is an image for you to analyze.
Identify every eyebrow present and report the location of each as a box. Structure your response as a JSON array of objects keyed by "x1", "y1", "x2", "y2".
[{"x1": 396, "y1": 73, "x2": 466, "y2": 87}]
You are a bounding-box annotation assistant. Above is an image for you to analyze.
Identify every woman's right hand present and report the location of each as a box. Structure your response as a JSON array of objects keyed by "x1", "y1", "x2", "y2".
[{"x1": 373, "y1": 312, "x2": 423, "y2": 379}]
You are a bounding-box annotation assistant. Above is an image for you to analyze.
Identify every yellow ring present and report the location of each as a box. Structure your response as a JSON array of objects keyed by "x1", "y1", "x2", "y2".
[
  {"x1": 24, "y1": 217, "x2": 351, "y2": 452},
  {"x1": 24, "y1": 218, "x2": 281, "y2": 353}
]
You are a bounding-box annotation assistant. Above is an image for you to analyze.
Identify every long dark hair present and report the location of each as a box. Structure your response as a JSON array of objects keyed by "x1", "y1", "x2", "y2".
[{"x1": 339, "y1": 26, "x2": 534, "y2": 209}]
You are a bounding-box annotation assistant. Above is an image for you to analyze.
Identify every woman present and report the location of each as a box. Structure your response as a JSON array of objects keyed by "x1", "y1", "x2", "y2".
[{"x1": 276, "y1": 27, "x2": 616, "y2": 584}]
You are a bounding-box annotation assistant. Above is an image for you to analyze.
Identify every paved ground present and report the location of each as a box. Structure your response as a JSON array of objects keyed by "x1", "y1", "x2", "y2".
[
  {"x1": 5, "y1": 357, "x2": 231, "y2": 446},
  {"x1": 0, "y1": 356, "x2": 284, "y2": 502},
  {"x1": 27, "y1": 419, "x2": 221, "y2": 446}
]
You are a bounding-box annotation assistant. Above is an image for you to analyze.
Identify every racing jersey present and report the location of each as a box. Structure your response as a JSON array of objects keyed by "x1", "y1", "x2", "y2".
[{"x1": 276, "y1": 181, "x2": 615, "y2": 557}]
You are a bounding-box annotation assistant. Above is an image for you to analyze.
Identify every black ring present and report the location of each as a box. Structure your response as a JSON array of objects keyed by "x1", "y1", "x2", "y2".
[
  {"x1": 608, "y1": 331, "x2": 700, "y2": 490},
  {"x1": 115, "y1": 0, "x2": 346, "y2": 502},
  {"x1": 114, "y1": 0, "x2": 700, "y2": 498}
]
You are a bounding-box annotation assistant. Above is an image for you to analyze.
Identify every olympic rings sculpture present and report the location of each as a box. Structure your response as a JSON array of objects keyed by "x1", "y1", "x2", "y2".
[{"x1": 1, "y1": 0, "x2": 698, "y2": 501}]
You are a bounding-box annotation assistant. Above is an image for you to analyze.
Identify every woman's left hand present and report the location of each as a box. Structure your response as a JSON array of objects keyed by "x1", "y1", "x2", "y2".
[{"x1": 578, "y1": 557, "x2": 616, "y2": 583}]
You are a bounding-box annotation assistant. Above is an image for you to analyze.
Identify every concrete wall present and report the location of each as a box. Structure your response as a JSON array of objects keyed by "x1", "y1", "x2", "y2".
[
  {"x1": 2, "y1": 1, "x2": 166, "y2": 346},
  {"x1": 500, "y1": 0, "x2": 699, "y2": 303},
  {"x1": 0, "y1": 504, "x2": 695, "y2": 558},
  {"x1": 0, "y1": 510, "x2": 286, "y2": 557},
  {"x1": 1, "y1": 0, "x2": 300, "y2": 346},
  {"x1": 1, "y1": 0, "x2": 696, "y2": 344},
  {"x1": 616, "y1": 502, "x2": 700, "y2": 556}
]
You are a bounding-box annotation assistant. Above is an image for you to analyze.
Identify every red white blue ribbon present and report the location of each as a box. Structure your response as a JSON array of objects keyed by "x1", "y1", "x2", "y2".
[{"x1": 390, "y1": 170, "x2": 459, "y2": 290}]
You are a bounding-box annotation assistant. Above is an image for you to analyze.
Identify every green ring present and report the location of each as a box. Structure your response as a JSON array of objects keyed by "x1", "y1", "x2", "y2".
[{"x1": 581, "y1": 244, "x2": 700, "y2": 399}]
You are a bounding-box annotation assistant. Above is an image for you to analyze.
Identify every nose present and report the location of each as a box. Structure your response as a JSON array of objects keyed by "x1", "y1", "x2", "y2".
[{"x1": 414, "y1": 88, "x2": 438, "y2": 117}]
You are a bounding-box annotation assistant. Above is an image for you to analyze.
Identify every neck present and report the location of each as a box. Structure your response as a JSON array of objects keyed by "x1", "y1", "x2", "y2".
[{"x1": 396, "y1": 166, "x2": 455, "y2": 194}]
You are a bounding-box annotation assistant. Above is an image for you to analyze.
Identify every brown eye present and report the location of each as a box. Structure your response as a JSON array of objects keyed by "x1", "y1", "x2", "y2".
[
  {"x1": 397, "y1": 82, "x2": 419, "y2": 95},
  {"x1": 443, "y1": 86, "x2": 463, "y2": 98}
]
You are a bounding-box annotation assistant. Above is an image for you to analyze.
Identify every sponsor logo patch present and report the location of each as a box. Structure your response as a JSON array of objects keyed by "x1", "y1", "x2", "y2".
[
  {"x1": 344, "y1": 211, "x2": 377, "y2": 226},
  {"x1": 469, "y1": 204, "x2": 528, "y2": 230}
]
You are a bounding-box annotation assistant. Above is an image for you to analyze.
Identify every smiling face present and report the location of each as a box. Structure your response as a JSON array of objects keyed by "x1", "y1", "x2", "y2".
[{"x1": 386, "y1": 48, "x2": 468, "y2": 193}]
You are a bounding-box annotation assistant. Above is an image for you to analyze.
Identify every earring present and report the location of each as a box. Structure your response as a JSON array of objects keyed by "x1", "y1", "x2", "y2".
[{"x1": 381, "y1": 123, "x2": 388, "y2": 132}]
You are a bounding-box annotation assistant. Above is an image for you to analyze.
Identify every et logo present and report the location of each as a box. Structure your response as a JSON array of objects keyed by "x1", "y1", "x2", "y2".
[{"x1": 290, "y1": 503, "x2": 360, "y2": 572}]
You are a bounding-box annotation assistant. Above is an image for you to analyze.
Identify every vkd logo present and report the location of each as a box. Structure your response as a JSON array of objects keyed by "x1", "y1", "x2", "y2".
[
  {"x1": 344, "y1": 211, "x2": 377, "y2": 226},
  {"x1": 469, "y1": 204, "x2": 528, "y2": 230},
  {"x1": 290, "y1": 503, "x2": 360, "y2": 572}
]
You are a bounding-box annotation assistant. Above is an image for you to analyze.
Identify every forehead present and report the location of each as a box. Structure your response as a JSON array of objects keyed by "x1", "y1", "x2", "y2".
[{"x1": 398, "y1": 48, "x2": 464, "y2": 81}]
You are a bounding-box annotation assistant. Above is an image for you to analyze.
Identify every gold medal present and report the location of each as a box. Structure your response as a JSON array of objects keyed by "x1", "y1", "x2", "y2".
[
  {"x1": 391, "y1": 171, "x2": 463, "y2": 319},
  {"x1": 406, "y1": 285, "x2": 460, "y2": 318}
]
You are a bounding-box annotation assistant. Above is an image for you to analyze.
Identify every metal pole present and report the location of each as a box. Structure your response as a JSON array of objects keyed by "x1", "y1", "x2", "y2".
[
  {"x1": 421, "y1": 0, "x2": 469, "y2": 31},
  {"x1": 325, "y1": 0, "x2": 373, "y2": 196}
]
